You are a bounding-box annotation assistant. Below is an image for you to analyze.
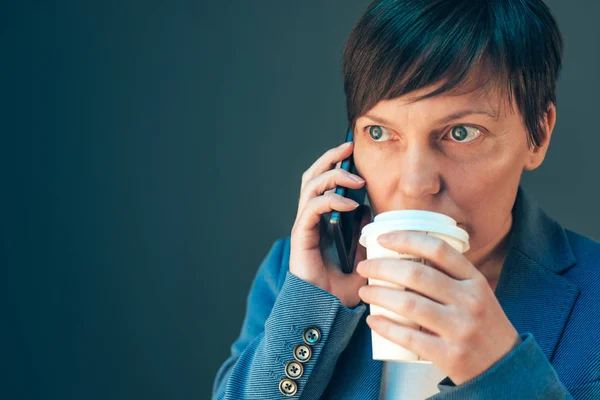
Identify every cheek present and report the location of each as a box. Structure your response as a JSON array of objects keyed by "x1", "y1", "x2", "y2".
[
  {"x1": 445, "y1": 163, "x2": 521, "y2": 250},
  {"x1": 460, "y1": 186, "x2": 517, "y2": 253},
  {"x1": 354, "y1": 145, "x2": 384, "y2": 182},
  {"x1": 354, "y1": 152, "x2": 397, "y2": 212},
  {"x1": 444, "y1": 140, "x2": 523, "y2": 204}
]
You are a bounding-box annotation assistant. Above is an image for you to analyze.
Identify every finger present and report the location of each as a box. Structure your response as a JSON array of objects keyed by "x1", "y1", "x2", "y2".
[
  {"x1": 356, "y1": 258, "x2": 458, "y2": 305},
  {"x1": 359, "y1": 285, "x2": 452, "y2": 336},
  {"x1": 366, "y1": 315, "x2": 445, "y2": 362},
  {"x1": 301, "y1": 141, "x2": 354, "y2": 193},
  {"x1": 377, "y1": 231, "x2": 474, "y2": 280},
  {"x1": 294, "y1": 191, "x2": 360, "y2": 234},
  {"x1": 298, "y1": 168, "x2": 365, "y2": 216}
]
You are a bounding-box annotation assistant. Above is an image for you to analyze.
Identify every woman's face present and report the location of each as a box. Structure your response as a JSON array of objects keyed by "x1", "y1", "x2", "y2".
[{"x1": 353, "y1": 79, "x2": 556, "y2": 265}]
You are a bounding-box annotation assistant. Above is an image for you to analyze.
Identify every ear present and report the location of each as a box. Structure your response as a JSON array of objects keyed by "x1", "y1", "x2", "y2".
[{"x1": 523, "y1": 103, "x2": 556, "y2": 171}]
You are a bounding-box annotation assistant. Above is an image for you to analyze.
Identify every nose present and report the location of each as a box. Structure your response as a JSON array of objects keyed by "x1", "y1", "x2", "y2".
[{"x1": 396, "y1": 142, "x2": 441, "y2": 201}]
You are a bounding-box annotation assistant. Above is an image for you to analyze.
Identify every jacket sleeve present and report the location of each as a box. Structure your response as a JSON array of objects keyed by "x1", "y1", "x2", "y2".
[
  {"x1": 211, "y1": 237, "x2": 367, "y2": 399},
  {"x1": 429, "y1": 332, "x2": 574, "y2": 399}
]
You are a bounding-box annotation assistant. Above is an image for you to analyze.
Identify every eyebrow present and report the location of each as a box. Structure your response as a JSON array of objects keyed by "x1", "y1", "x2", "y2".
[{"x1": 363, "y1": 107, "x2": 499, "y2": 126}]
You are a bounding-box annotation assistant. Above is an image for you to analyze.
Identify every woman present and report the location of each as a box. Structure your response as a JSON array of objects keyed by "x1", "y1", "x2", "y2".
[{"x1": 212, "y1": 0, "x2": 600, "y2": 398}]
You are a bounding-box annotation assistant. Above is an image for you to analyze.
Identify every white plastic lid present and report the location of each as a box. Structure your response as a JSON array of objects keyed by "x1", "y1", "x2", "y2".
[
  {"x1": 359, "y1": 211, "x2": 469, "y2": 252},
  {"x1": 374, "y1": 210, "x2": 456, "y2": 225}
]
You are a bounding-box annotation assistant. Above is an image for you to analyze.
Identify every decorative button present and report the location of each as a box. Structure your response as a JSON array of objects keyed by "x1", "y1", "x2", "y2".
[
  {"x1": 293, "y1": 344, "x2": 312, "y2": 363},
  {"x1": 279, "y1": 378, "x2": 298, "y2": 396},
  {"x1": 302, "y1": 327, "x2": 321, "y2": 345},
  {"x1": 285, "y1": 360, "x2": 304, "y2": 379}
]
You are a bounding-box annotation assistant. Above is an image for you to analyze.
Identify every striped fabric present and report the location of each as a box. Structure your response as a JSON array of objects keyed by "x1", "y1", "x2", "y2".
[{"x1": 212, "y1": 185, "x2": 600, "y2": 399}]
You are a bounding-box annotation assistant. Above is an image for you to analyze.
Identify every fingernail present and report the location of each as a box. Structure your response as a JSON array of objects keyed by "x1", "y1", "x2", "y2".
[
  {"x1": 356, "y1": 261, "x2": 365, "y2": 274},
  {"x1": 366, "y1": 315, "x2": 380, "y2": 327},
  {"x1": 339, "y1": 141, "x2": 353, "y2": 148},
  {"x1": 342, "y1": 198, "x2": 359, "y2": 207},
  {"x1": 349, "y1": 174, "x2": 365, "y2": 183},
  {"x1": 378, "y1": 233, "x2": 393, "y2": 242}
]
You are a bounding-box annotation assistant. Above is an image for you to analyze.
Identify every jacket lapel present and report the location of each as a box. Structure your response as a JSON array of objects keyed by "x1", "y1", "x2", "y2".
[{"x1": 493, "y1": 185, "x2": 580, "y2": 362}]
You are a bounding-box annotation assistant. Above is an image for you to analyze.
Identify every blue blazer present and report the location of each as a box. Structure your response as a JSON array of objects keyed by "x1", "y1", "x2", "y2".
[{"x1": 212, "y1": 185, "x2": 600, "y2": 399}]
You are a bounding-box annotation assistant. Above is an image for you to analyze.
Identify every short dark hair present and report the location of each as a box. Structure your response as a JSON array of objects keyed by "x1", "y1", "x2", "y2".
[{"x1": 342, "y1": 0, "x2": 563, "y2": 149}]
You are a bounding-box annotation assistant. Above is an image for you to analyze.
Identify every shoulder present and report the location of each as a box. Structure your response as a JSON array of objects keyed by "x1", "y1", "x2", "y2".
[
  {"x1": 565, "y1": 229, "x2": 600, "y2": 279},
  {"x1": 554, "y1": 229, "x2": 600, "y2": 383},
  {"x1": 563, "y1": 228, "x2": 600, "y2": 294},
  {"x1": 565, "y1": 229, "x2": 600, "y2": 261}
]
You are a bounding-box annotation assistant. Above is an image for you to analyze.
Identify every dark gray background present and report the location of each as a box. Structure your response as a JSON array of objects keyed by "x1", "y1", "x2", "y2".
[{"x1": 3, "y1": 1, "x2": 599, "y2": 399}]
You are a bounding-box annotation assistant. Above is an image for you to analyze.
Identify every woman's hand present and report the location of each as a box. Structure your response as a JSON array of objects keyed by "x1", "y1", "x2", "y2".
[
  {"x1": 289, "y1": 141, "x2": 372, "y2": 309},
  {"x1": 356, "y1": 230, "x2": 521, "y2": 385}
]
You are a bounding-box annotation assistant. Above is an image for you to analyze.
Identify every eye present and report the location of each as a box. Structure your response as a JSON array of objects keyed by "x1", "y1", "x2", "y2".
[
  {"x1": 445, "y1": 125, "x2": 481, "y2": 143},
  {"x1": 366, "y1": 125, "x2": 391, "y2": 142}
]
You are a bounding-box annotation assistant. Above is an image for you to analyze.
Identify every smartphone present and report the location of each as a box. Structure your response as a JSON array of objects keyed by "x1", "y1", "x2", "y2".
[{"x1": 329, "y1": 126, "x2": 367, "y2": 274}]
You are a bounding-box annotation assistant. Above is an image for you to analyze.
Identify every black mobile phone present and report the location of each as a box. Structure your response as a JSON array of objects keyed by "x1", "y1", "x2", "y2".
[{"x1": 329, "y1": 126, "x2": 367, "y2": 274}]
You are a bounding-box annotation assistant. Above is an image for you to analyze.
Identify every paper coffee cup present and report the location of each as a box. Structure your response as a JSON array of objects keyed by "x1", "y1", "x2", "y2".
[{"x1": 359, "y1": 210, "x2": 469, "y2": 363}]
